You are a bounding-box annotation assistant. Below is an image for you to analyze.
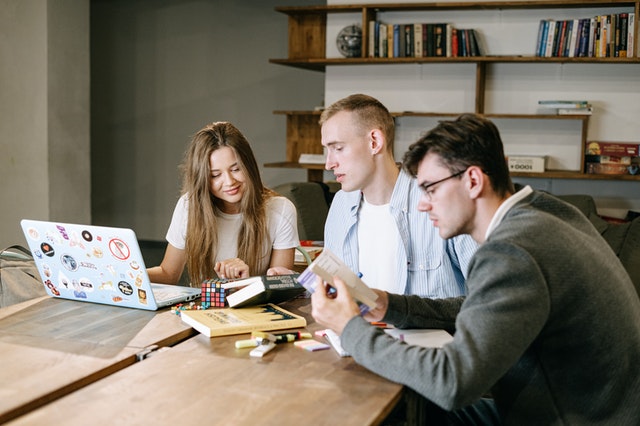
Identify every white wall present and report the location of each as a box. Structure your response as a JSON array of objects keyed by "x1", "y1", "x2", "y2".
[
  {"x1": 326, "y1": 0, "x2": 640, "y2": 218},
  {"x1": 90, "y1": 0, "x2": 324, "y2": 240},
  {"x1": 0, "y1": 0, "x2": 90, "y2": 249}
]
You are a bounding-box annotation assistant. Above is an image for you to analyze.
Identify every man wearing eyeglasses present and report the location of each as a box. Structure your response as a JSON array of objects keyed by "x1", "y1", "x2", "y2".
[
  {"x1": 320, "y1": 94, "x2": 477, "y2": 297},
  {"x1": 311, "y1": 113, "x2": 640, "y2": 424}
]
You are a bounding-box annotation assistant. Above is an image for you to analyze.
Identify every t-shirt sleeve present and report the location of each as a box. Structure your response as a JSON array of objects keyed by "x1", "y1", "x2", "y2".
[
  {"x1": 165, "y1": 194, "x2": 189, "y2": 250},
  {"x1": 267, "y1": 196, "x2": 300, "y2": 250}
]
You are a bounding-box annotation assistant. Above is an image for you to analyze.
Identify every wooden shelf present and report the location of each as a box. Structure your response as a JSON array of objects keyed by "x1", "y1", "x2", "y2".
[
  {"x1": 511, "y1": 170, "x2": 640, "y2": 180},
  {"x1": 270, "y1": 56, "x2": 640, "y2": 71},
  {"x1": 269, "y1": 1, "x2": 640, "y2": 183}
]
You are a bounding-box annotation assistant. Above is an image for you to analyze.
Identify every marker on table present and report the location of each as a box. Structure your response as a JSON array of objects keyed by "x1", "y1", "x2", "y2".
[
  {"x1": 235, "y1": 338, "x2": 259, "y2": 349},
  {"x1": 252, "y1": 330, "x2": 312, "y2": 344}
]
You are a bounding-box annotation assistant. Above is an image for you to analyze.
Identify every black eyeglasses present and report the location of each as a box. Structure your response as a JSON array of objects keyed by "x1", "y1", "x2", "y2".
[{"x1": 419, "y1": 168, "x2": 467, "y2": 201}]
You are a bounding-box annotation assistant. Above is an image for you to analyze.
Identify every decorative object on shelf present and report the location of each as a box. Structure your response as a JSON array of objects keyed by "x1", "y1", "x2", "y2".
[{"x1": 336, "y1": 24, "x2": 362, "y2": 58}]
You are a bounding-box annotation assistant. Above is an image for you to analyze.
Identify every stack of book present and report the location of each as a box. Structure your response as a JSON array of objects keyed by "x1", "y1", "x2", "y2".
[
  {"x1": 585, "y1": 141, "x2": 640, "y2": 175},
  {"x1": 537, "y1": 100, "x2": 592, "y2": 115}
]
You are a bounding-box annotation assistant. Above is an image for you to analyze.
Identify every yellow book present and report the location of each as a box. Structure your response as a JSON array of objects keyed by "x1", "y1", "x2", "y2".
[{"x1": 180, "y1": 303, "x2": 307, "y2": 337}]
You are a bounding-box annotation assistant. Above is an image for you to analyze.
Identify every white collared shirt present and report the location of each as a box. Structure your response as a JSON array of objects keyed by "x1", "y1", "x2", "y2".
[{"x1": 484, "y1": 185, "x2": 533, "y2": 240}]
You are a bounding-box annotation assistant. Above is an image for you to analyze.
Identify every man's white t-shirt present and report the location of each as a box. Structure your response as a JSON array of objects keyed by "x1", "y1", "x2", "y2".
[
  {"x1": 357, "y1": 197, "x2": 400, "y2": 292},
  {"x1": 165, "y1": 194, "x2": 299, "y2": 266}
]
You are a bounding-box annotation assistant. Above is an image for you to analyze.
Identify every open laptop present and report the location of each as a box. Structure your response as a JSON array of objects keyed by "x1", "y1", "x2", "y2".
[{"x1": 20, "y1": 219, "x2": 200, "y2": 311}]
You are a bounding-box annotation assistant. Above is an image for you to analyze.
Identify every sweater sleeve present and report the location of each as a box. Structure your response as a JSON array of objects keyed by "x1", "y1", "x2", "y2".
[{"x1": 341, "y1": 240, "x2": 551, "y2": 411}]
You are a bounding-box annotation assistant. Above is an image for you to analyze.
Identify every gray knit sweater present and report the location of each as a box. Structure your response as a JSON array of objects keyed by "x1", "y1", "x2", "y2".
[{"x1": 341, "y1": 190, "x2": 640, "y2": 425}]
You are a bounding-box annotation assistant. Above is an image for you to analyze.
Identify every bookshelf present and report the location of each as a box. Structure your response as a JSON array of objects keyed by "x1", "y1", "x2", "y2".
[{"x1": 266, "y1": 0, "x2": 640, "y2": 182}]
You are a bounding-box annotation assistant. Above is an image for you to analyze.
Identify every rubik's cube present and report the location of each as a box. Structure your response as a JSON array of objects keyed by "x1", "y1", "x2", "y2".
[{"x1": 200, "y1": 278, "x2": 234, "y2": 307}]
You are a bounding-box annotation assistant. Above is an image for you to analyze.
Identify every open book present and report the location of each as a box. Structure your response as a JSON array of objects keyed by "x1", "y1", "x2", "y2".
[{"x1": 297, "y1": 248, "x2": 378, "y2": 314}]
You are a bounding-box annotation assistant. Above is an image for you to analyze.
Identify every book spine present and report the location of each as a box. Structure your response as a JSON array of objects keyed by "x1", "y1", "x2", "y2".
[
  {"x1": 414, "y1": 23, "x2": 423, "y2": 58},
  {"x1": 618, "y1": 13, "x2": 628, "y2": 58},
  {"x1": 627, "y1": 12, "x2": 635, "y2": 58},
  {"x1": 538, "y1": 102, "x2": 589, "y2": 109},
  {"x1": 427, "y1": 24, "x2": 435, "y2": 57},
  {"x1": 393, "y1": 24, "x2": 400, "y2": 57},
  {"x1": 568, "y1": 19, "x2": 579, "y2": 57},
  {"x1": 545, "y1": 20, "x2": 556, "y2": 57},
  {"x1": 603, "y1": 14, "x2": 610, "y2": 57},
  {"x1": 588, "y1": 17, "x2": 596, "y2": 57},
  {"x1": 404, "y1": 24, "x2": 413, "y2": 57},
  {"x1": 558, "y1": 107, "x2": 593, "y2": 115},
  {"x1": 181, "y1": 313, "x2": 214, "y2": 337},
  {"x1": 374, "y1": 21, "x2": 380, "y2": 57},
  {"x1": 535, "y1": 20, "x2": 547, "y2": 57},
  {"x1": 422, "y1": 23, "x2": 428, "y2": 57},
  {"x1": 468, "y1": 29, "x2": 480, "y2": 56},
  {"x1": 585, "y1": 155, "x2": 632, "y2": 165},
  {"x1": 451, "y1": 27, "x2": 459, "y2": 57},
  {"x1": 555, "y1": 20, "x2": 568, "y2": 57},
  {"x1": 379, "y1": 23, "x2": 387, "y2": 58},
  {"x1": 446, "y1": 23, "x2": 452, "y2": 57},
  {"x1": 368, "y1": 20, "x2": 376, "y2": 58},
  {"x1": 434, "y1": 23, "x2": 445, "y2": 57},
  {"x1": 577, "y1": 19, "x2": 590, "y2": 57},
  {"x1": 387, "y1": 23, "x2": 394, "y2": 58},
  {"x1": 460, "y1": 28, "x2": 469, "y2": 57}
]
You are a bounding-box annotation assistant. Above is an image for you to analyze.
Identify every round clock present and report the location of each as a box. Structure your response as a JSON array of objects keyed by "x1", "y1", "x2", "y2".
[{"x1": 336, "y1": 24, "x2": 362, "y2": 58}]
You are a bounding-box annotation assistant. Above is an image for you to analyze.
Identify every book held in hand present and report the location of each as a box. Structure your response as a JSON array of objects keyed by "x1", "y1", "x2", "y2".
[
  {"x1": 223, "y1": 274, "x2": 305, "y2": 308},
  {"x1": 180, "y1": 303, "x2": 307, "y2": 337},
  {"x1": 297, "y1": 248, "x2": 378, "y2": 314}
]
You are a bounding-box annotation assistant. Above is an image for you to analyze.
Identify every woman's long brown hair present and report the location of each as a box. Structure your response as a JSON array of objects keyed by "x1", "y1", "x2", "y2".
[{"x1": 181, "y1": 122, "x2": 274, "y2": 285}]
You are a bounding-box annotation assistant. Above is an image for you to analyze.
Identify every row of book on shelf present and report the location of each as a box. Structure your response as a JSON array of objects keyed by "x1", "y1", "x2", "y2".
[
  {"x1": 508, "y1": 141, "x2": 639, "y2": 176},
  {"x1": 535, "y1": 12, "x2": 635, "y2": 58},
  {"x1": 368, "y1": 21, "x2": 483, "y2": 58}
]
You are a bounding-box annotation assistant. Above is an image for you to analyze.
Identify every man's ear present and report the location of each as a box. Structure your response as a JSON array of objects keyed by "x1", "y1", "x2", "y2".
[
  {"x1": 466, "y1": 166, "x2": 485, "y2": 199},
  {"x1": 369, "y1": 129, "x2": 385, "y2": 155}
]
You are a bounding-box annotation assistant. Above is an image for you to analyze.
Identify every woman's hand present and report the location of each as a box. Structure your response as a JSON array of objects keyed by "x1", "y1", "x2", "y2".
[
  {"x1": 266, "y1": 266, "x2": 296, "y2": 276},
  {"x1": 214, "y1": 258, "x2": 250, "y2": 279}
]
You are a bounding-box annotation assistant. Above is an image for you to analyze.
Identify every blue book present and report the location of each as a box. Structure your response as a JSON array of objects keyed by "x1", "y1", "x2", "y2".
[
  {"x1": 537, "y1": 20, "x2": 549, "y2": 57},
  {"x1": 393, "y1": 24, "x2": 400, "y2": 57}
]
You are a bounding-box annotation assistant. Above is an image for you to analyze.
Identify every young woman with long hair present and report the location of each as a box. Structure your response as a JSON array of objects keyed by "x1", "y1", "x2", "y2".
[{"x1": 147, "y1": 122, "x2": 298, "y2": 285}]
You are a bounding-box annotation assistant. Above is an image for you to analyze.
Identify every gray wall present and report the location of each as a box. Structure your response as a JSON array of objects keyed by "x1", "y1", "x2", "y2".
[
  {"x1": 90, "y1": 0, "x2": 323, "y2": 240},
  {"x1": 0, "y1": 0, "x2": 91, "y2": 249}
]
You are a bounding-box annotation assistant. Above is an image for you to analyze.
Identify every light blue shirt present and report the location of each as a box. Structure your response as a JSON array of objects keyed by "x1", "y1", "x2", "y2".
[{"x1": 324, "y1": 170, "x2": 477, "y2": 298}]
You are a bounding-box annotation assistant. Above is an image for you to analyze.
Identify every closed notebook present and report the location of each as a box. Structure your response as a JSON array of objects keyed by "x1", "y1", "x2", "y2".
[
  {"x1": 180, "y1": 303, "x2": 307, "y2": 337},
  {"x1": 224, "y1": 274, "x2": 305, "y2": 308}
]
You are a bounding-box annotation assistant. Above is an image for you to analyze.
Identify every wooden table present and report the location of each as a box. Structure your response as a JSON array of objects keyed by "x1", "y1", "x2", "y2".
[
  {"x1": 6, "y1": 298, "x2": 404, "y2": 426},
  {"x1": 0, "y1": 297, "x2": 196, "y2": 423}
]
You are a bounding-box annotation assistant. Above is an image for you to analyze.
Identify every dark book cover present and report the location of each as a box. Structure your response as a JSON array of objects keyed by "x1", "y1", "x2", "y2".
[
  {"x1": 404, "y1": 24, "x2": 414, "y2": 57},
  {"x1": 434, "y1": 23, "x2": 445, "y2": 57},
  {"x1": 225, "y1": 274, "x2": 304, "y2": 308}
]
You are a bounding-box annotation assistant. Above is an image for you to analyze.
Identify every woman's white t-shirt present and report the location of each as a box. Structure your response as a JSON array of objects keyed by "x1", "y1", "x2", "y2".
[{"x1": 165, "y1": 194, "x2": 299, "y2": 265}]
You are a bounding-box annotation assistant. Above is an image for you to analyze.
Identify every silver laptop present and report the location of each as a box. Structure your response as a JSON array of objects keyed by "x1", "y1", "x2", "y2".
[{"x1": 20, "y1": 219, "x2": 200, "y2": 311}]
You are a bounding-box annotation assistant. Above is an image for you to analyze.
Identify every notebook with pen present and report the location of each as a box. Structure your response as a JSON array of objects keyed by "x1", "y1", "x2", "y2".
[{"x1": 20, "y1": 219, "x2": 200, "y2": 311}]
